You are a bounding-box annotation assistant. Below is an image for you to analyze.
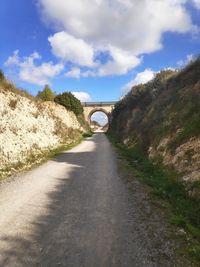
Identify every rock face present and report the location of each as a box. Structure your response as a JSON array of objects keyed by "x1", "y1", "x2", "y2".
[
  {"x1": 0, "y1": 89, "x2": 82, "y2": 175},
  {"x1": 148, "y1": 136, "x2": 200, "y2": 181},
  {"x1": 109, "y1": 58, "x2": 200, "y2": 182}
]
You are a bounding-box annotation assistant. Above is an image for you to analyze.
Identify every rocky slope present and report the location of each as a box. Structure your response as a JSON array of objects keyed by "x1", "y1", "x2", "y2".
[
  {"x1": 109, "y1": 57, "x2": 200, "y2": 183},
  {"x1": 0, "y1": 86, "x2": 84, "y2": 178}
]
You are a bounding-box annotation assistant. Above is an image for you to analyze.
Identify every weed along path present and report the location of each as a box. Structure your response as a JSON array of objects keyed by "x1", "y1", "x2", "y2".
[{"x1": 0, "y1": 134, "x2": 191, "y2": 266}]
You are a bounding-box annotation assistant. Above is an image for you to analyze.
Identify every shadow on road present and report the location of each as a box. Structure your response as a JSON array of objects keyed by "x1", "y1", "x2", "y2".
[
  {"x1": 1, "y1": 134, "x2": 139, "y2": 267},
  {"x1": 0, "y1": 134, "x2": 176, "y2": 267},
  {"x1": 0, "y1": 137, "x2": 100, "y2": 266}
]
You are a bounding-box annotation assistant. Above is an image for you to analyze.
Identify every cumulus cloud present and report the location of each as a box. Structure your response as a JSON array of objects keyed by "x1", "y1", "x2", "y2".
[
  {"x1": 192, "y1": 0, "x2": 200, "y2": 9},
  {"x1": 122, "y1": 69, "x2": 156, "y2": 94},
  {"x1": 64, "y1": 47, "x2": 141, "y2": 78},
  {"x1": 97, "y1": 47, "x2": 141, "y2": 76},
  {"x1": 48, "y1": 31, "x2": 95, "y2": 67},
  {"x1": 5, "y1": 50, "x2": 64, "y2": 86},
  {"x1": 39, "y1": 0, "x2": 194, "y2": 52},
  {"x1": 71, "y1": 92, "x2": 91, "y2": 102},
  {"x1": 38, "y1": 0, "x2": 197, "y2": 77},
  {"x1": 177, "y1": 54, "x2": 194, "y2": 67},
  {"x1": 5, "y1": 50, "x2": 20, "y2": 66},
  {"x1": 65, "y1": 68, "x2": 81, "y2": 79}
]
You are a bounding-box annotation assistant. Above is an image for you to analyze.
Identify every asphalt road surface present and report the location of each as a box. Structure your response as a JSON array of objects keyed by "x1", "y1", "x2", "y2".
[{"x1": 0, "y1": 134, "x2": 183, "y2": 267}]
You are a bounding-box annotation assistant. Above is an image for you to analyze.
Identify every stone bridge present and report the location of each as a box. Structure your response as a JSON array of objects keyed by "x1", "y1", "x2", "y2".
[{"x1": 82, "y1": 102, "x2": 116, "y2": 125}]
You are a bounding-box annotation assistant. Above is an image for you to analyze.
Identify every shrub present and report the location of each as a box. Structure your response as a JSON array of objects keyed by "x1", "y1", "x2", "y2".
[
  {"x1": 37, "y1": 85, "x2": 55, "y2": 101},
  {"x1": 54, "y1": 92, "x2": 83, "y2": 116}
]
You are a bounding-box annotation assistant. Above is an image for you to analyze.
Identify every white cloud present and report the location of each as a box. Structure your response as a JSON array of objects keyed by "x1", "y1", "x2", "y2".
[
  {"x1": 39, "y1": 0, "x2": 194, "y2": 53},
  {"x1": 81, "y1": 70, "x2": 96, "y2": 78},
  {"x1": 192, "y1": 0, "x2": 200, "y2": 9},
  {"x1": 122, "y1": 69, "x2": 156, "y2": 94},
  {"x1": 177, "y1": 54, "x2": 194, "y2": 67},
  {"x1": 63, "y1": 47, "x2": 141, "y2": 78},
  {"x1": 5, "y1": 50, "x2": 20, "y2": 66},
  {"x1": 48, "y1": 31, "x2": 95, "y2": 67},
  {"x1": 38, "y1": 0, "x2": 197, "y2": 77},
  {"x1": 65, "y1": 68, "x2": 81, "y2": 78},
  {"x1": 97, "y1": 47, "x2": 141, "y2": 76},
  {"x1": 5, "y1": 50, "x2": 64, "y2": 86},
  {"x1": 71, "y1": 92, "x2": 91, "y2": 102}
]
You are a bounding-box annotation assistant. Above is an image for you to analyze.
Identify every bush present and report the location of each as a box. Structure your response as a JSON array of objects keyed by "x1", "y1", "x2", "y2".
[
  {"x1": 54, "y1": 92, "x2": 83, "y2": 116},
  {"x1": 37, "y1": 85, "x2": 55, "y2": 101}
]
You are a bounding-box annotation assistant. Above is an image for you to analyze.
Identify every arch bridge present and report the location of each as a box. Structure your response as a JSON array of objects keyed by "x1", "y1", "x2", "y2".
[{"x1": 82, "y1": 102, "x2": 116, "y2": 126}]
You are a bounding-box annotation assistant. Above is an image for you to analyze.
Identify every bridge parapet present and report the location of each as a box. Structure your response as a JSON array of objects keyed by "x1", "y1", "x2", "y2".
[{"x1": 82, "y1": 101, "x2": 116, "y2": 107}]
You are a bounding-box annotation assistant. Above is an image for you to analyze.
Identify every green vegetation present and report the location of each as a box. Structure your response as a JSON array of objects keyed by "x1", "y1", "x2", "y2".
[
  {"x1": 0, "y1": 72, "x2": 89, "y2": 130},
  {"x1": 0, "y1": 69, "x2": 5, "y2": 81},
  {"x1": 0, "y1": 71, "x2": 36, "y2": 100},
  {"x1": 110, "y1": 57, "x2": 200, "y2": 151},
  {"x1": 82, "y1": 132, "x2": 93, "y2": 138},
  {"x1": 0, "y1": 132, "x2": 83, "y2": 180},
  {"x1": 0, "y1": 128, "x2": 93, "y2": 181},
  {"x1": 54, "y1": 92, "x2": 83, "y2": 116},
  {"x1": 91, "y1": 120, "x2": 101, "y2": 127},
  {"x1": 168, "y1": 111, "x2": 200, "y2": 152},
  {"x1": 37, "y1": 84, "x2": 55, "y2": 101},
  {"x1": 108, "y1": 132, "x2": 200, "y2": 264},
  {"x1": 108, "y1": 58, "x2": 200, "y2": 263}
]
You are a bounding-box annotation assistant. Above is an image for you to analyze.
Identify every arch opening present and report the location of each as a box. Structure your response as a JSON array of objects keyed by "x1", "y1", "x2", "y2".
[{"x1": 89, "y1": 110, "x2": 109, "y2": 132}]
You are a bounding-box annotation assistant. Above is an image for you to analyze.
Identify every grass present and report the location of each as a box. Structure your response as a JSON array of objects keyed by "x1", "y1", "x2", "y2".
[
  {"x1": 0, "y1": 135, "x2": 85, "y2": 180},
  {"x1": 82, "y1": 132, "x2": 93, "y2": 138},
  {"x1": 168, "y1": 112, "x2": 200, "y2": 152},
  {"x1": 107, "y1": 132, "x2": 200, "y2": 264},
  {"x1": 0, "y1": 78, "x2": 37, "y2": 102},
  {"x1": 0, "y1": 130, "x2": 93, "y2": 180}
]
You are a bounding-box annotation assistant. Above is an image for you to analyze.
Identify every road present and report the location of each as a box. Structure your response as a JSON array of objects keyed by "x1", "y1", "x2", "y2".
[{"x1": 0, "y1": 134, "x2": 183, "y2": 266}]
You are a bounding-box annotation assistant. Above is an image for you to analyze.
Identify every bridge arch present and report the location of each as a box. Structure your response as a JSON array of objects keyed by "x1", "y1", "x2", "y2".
[
  {"x1": 88, "y1": 108, "x2": 110, "y2": 124},
  {"x1": 82, "y1": 102, "x2": 116, "y2": 127}
]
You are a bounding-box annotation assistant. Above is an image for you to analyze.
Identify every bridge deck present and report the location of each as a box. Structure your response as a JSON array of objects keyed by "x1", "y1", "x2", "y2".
[{"x1": 82, "y1": 101, "x2": 116, "y2": 107}]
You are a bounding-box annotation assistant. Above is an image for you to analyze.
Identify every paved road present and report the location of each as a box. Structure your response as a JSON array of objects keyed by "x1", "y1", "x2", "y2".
[{"x1": 0, "y1": 134, "x2": 178, "y2": 266}]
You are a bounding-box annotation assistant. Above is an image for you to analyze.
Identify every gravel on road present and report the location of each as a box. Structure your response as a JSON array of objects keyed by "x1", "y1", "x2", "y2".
[{"x1": 0, "y1": 134, "x2": 191, "y2": 266}]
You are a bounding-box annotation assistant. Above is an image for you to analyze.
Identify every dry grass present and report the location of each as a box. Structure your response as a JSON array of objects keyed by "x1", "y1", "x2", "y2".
[
  {"x1": 10, "y1": 126, "x2": 18, "y2": 135},
  {"x1": 0, "y1": 79, "x2": 38, "y2": 102},
  {"x1": 9, "y1": 99, "x2": 18, "y2": 110},
  {"x1": 30, "y1": 126, "x2": 38, "y2": 133}
]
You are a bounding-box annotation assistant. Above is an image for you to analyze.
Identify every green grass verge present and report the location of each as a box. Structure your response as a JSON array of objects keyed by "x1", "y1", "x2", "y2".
[
  {"x1": 107, "y1": 132, "x2": 200, "y2": 264},
  {"x1": 0, "y1": 135, "x2": 85, "y2": 180},
  {"x1": 0, "y1": 131, "x2": 93, "y2": 180},
  {"x1": 82, "y1": 131, "x2": 93, "y2": 138}
]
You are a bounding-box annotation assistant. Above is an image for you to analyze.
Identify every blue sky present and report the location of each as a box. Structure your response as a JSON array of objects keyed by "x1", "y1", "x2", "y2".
[{"x1": 0, "y1": 0, "x2": 200, "y2": 103}]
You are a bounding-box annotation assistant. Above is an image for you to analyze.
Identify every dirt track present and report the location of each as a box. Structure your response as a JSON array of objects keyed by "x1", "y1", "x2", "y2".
[{"x1": 0, "y1": 134, "x2": 189, "y2": 266}]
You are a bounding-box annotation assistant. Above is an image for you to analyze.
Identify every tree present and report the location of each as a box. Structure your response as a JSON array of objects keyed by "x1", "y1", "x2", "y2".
[
  {"x1": 0, "y1": 69, "x2": 5, "y2": 81},
  {"x1": 91, "y1": 120, "x2": 101, "y2": 127},
  {"x1": 37, "y1": 85, "x2": 55, "y2": 101},
  {"x1": 54, "y1": 92, "x2": 83, "y2": 116}
]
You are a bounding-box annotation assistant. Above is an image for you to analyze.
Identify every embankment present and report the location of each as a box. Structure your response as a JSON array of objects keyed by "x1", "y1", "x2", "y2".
[
  {"x1": 0, "y1": 87, "x2": 84, "y2": 178},
  {"x1": 109, "y1": 57, "x2": 200, "y2": 183}
]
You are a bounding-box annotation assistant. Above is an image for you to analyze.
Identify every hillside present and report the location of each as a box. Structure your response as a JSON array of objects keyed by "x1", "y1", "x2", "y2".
[
  {"x1": 109, "y1": 57, "x2": 200, "y2": 183},
  {"x1": 0, "y1": 79, "x2": 86, "y2": 178}
]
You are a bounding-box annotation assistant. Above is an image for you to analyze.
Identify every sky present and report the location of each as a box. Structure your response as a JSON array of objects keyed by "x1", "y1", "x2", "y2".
[{"x1": 0, "y1": 0, "x2": 200, "y2": 104}]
